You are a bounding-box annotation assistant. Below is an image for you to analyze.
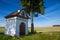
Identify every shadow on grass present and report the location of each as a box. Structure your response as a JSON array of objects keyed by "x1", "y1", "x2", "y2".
[
  {"x1": 0, "y1": 32, "x2": 4, "y2": 35},
  {"x1": 25, "y1": 30, "x2": 43, "y2": 36}
]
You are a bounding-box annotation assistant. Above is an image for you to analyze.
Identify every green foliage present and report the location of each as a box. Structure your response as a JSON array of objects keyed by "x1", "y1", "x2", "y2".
[{"x1": 20, "y1": 0, "x2": 44, "y2": 15}]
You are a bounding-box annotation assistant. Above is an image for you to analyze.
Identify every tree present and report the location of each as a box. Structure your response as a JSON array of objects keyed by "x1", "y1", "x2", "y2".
[{"x1": 20, "y1": 0, "x2": 44, "y2": 33}]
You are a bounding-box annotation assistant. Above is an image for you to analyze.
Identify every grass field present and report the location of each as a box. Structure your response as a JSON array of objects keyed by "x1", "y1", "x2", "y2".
[
  {"x1": 0, "y1": 27, "x2": 60, "y2": 40},
  {"x1": 28, "y1": 27, "x2": 60, "y2": 32},
  {"x1": 0, "y1": 27, "x2": 5, "y2": 32}
]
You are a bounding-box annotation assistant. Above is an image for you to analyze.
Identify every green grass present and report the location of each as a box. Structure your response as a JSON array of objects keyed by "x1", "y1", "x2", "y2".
[
  {"x1": 0, "y1": 27, "x2": 60, "y2": 40},
  {"x1": 0, "y1": 32, "x2": 60, "y2": 40}
]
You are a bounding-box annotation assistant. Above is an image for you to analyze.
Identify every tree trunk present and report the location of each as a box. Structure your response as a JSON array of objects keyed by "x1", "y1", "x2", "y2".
[{"x1": 30, "y1": 12, "x2": 34, "y2": 33}]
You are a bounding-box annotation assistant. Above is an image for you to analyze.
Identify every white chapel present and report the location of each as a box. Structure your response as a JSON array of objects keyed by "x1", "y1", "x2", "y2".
[{"x1": 5, "y1": 10, "x2": 28, "y2": 36}]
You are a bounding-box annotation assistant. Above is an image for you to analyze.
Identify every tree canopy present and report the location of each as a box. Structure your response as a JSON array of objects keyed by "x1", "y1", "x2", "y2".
[{"x1": 20, "y1": 0, "x2": 44, "y2": 16}]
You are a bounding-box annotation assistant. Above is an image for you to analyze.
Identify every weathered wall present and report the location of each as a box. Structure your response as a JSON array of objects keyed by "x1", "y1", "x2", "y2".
[{"x1": 5, "y1": 17, "x2": 16, "y2": 36}]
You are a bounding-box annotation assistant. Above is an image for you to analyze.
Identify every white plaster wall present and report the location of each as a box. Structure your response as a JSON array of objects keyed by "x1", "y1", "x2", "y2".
[
  {"x1": 15, "y1": 17, "x2": 28, "y2": 36},
  {"x1": 15, "y1": 18, "x2": 20, "y2": 36},
  {"x1": 5, "y1": 17, "x2": 16, "y2": 36}
]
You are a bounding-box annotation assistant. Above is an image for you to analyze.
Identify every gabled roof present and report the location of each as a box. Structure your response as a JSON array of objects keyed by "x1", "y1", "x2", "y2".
[{"x1": 5, "y1": 10, "x2": 28, "y2": 19}]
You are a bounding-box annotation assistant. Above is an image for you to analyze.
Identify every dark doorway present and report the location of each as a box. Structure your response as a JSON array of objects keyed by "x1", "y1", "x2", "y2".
[{"x1": 20, "y1": 22, "x2": 25, "y2": 35}]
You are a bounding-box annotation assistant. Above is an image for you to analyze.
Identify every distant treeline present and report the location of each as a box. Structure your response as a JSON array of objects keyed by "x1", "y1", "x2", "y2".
[
  {"x1": 53, "y1": 25, "x2": 60, "y2": 27},
  {"x1": 0, "y1": 27, "x2": 5, "y2": 28}
]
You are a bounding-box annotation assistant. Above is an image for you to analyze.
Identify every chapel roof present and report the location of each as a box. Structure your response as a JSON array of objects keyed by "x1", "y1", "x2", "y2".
[{"x1": 5, "y1": 10, "x2": 28, "y2": 19}]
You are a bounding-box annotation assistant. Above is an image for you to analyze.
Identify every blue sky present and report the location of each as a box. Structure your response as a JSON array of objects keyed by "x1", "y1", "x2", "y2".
[{"x1": 0, "y1": 0, "x2": 60, "y2": 27}]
